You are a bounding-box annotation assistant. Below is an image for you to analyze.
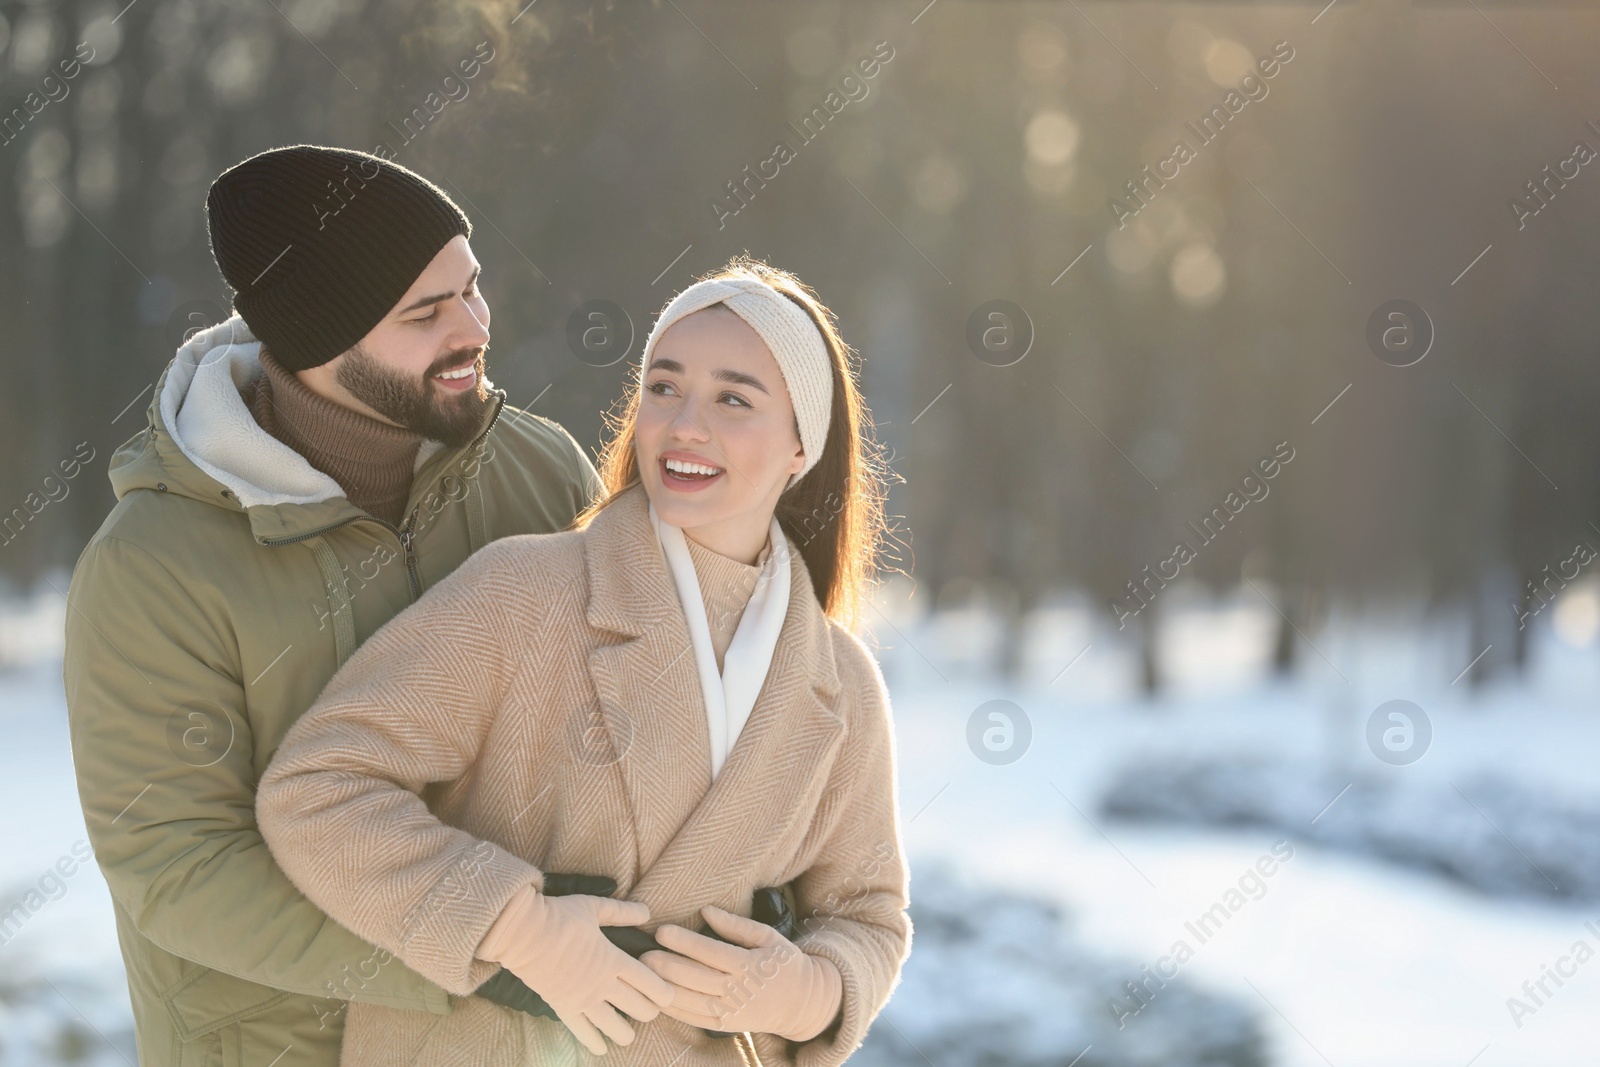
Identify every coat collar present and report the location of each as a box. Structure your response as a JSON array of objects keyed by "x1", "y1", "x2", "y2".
[{"x1": 580, "y1": 483, "x2": 847, "y2": 915}]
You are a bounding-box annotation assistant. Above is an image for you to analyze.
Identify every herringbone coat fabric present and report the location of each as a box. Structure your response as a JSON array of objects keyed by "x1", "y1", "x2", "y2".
[{"x1": 256, "y1": 482, "x2": 911, "y2": 1066}]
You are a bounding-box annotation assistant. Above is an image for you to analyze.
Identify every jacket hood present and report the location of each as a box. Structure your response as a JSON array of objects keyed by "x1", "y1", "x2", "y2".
[{"x1": 109, "y1": 313, "x2": 479, "y2": 541}]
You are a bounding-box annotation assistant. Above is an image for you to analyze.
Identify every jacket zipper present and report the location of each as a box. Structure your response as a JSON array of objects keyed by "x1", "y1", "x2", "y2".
[
  {"x1": 396, "y1": 508, "x2": 422, "y2": 600},
  {"x1": 259, "y1": 510, "x2": 421, "y2": 600},
  {"x1": 258, "y1": 391, "x2": 506, "y2": 601}
]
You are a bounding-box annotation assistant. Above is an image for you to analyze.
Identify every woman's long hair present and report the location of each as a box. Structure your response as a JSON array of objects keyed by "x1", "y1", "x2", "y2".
[{"x1": 572, "y1": 254, "x2": 891, "y2": 631}]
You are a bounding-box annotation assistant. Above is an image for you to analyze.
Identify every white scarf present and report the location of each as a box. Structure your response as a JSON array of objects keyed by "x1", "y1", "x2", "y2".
[{"x1": 648, "y1": 502, "x2": 791, "y2": 782}]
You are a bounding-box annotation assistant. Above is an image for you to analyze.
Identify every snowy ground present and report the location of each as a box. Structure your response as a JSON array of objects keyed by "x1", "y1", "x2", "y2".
[
  {"x1": 855, "y1": 859, "x2": 1264, "y2": 1067},
  {"x1": 5, "y1": 578, "x2": 1600, "y2": 1064},
  {"x1": 1101, "y1": 754, "x2": 1600, "y2": 902},
  {"x1": 0, "y1": 653, "x2": 135, "y2": 1066},
  {"x1": 867, "y1": 579, "x2": 1600, "y2": 1067}
]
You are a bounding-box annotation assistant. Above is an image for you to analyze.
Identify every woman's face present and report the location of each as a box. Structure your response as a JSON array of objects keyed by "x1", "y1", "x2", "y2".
[{"x1": 635, "y1": 307, "x2": 806, "y2": 559}]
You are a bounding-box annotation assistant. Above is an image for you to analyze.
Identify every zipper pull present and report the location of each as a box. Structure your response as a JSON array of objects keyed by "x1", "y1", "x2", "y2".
[{"x1": 399, "y1": 527, "x2": 417, "y2": 573}]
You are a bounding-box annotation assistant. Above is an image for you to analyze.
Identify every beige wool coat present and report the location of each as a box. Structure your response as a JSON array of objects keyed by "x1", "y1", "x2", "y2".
[{"x1": 255, "y1": 482, "x2": 911, "y2": 1067}]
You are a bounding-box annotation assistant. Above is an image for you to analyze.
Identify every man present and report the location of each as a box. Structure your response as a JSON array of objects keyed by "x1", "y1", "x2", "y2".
[{"x1": 62, "y1": 144, "x2": 602, "y2": 1066}]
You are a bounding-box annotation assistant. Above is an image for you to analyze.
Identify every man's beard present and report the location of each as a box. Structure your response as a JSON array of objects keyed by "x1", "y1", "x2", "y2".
[{"x1": 336, "y1": 342, "x2": 492, "y2": 448}]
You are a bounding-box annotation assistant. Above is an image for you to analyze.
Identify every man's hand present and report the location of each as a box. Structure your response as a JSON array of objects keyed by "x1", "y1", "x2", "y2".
[{"x1": 641, "y1": 905, "x2": 843, "y2": 1042}]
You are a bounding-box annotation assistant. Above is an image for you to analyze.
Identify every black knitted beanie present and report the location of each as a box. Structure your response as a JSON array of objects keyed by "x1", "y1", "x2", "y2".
[{"x1": 206, "y1": 145, "x2": 472, "y2": 371}]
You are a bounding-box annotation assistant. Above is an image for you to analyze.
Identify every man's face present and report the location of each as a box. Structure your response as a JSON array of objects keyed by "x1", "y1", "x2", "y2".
[{"x1": 302, "y1": 235, "x2": 493, "y2": 447}]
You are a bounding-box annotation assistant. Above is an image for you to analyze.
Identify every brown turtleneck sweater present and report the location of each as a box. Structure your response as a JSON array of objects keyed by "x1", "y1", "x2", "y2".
[
  {"x1": 684, "y1": 533, "x2": 772, "y2": 673},
  {"x1": 248, "y1": 347, "x2": 424, "y2": 528}
]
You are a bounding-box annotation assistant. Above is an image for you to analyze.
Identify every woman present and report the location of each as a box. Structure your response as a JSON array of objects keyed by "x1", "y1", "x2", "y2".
[{"x1": 256, "y1": 256, "x2": 910, "y2": 1067}]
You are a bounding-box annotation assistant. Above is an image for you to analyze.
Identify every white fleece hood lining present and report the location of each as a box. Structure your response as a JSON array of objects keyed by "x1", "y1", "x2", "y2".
[{"x1": 160, "y1": 314, "x2": 446, "y2": 510}]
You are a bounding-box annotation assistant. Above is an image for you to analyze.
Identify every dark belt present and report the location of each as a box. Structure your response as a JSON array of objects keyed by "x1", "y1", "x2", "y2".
[{"x1": 475, "y1": 872, "x2": 797, "y2": 1040}]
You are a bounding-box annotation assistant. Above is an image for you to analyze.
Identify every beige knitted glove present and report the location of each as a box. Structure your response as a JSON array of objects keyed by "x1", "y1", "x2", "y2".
[
  {"x1": 476, "y1": 884, "x2": 677, "y2": 1055},
  {"x1": 641, "y1": 905, "x2": 844, "y2": 1042}
]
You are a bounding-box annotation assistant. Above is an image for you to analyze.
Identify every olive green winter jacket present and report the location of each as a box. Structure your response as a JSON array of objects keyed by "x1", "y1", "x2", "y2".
[{"x1": 62, "y1": 314, "x2": 601, "y2": 1067}]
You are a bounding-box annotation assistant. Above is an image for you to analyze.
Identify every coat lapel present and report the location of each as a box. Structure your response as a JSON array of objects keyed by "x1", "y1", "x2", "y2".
[{"x1": 581, "y1": 485, "x2": 847, "y2": 919}]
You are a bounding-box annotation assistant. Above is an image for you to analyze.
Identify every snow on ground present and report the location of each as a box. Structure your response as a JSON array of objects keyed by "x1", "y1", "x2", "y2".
[
  {"x1": 854, "y1": 859, "x2": 1264, "y2": 1067},
  {"x1": 0, "y1": 654, "x2": 134, "y2": 1066},
  {"x1": 1102, "y1": 754, "x2": 1600, "y2": 902},
  {"x1": 5, "y1": 578, "x2": 1600, "y2": 1065},
  {"x1": 866, "y1": 580, "x2": 1600, "y2": 1067}
]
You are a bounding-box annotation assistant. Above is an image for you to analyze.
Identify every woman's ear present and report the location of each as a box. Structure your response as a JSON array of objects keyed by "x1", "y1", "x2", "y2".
[{"x1": 788, "y1": 445, "x2": 806, "y2": 474}]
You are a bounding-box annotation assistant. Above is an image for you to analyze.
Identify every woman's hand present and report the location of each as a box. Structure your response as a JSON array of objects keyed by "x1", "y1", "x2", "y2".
[
  {"x1": 476, "y1": 885, "x2": 676, "y2": 1055},
  {"x1": 640, "y1": 905, "x2": 843, "y2": 1042}
]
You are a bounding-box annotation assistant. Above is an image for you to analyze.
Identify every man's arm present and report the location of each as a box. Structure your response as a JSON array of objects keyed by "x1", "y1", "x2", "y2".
[{"x1": 63, "y1": 534, "x2": 451, "y2": 1012}]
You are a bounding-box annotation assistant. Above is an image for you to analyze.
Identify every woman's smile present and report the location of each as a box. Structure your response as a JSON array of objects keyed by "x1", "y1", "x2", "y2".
[{"x1": 659, "y1": 450, "x2": 726, "y2": 492}]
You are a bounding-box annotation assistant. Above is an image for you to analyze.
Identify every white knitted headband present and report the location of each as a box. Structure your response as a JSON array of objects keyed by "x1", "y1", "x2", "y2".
[{"x1": 641, "y1": 276, "x2": 834, "y2": 489}]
